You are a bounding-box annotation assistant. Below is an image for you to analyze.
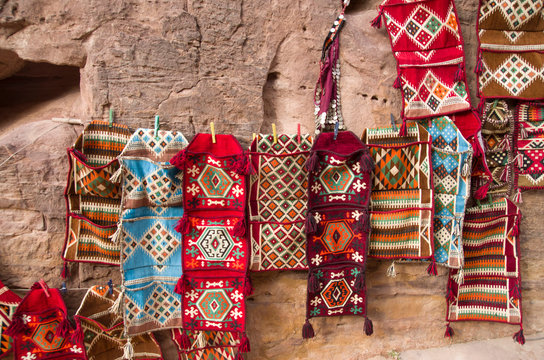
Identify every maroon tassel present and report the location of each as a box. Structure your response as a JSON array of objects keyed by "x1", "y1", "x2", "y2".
[
  {"x1": 305, "y1": 212, "x2": 317, "y2": 234},
  {"x1": 360, "y1": 154, "x2": 375, "y2": 173},
  {"x1": 174, "y1": 275, "x2": 185, "y2": 295},
  {"x1": 474, "y1": 53, "x2": 484, "y2": 75},
  {"x1": 234, "y1": 154, "x2": 255, "y2": 175},
  {"x1": 393, "y1": 74, "x2": 402, "y2": 89},
  {"x1": 308, "y1": 271, "x2": 320, "y2": 293},
  {"x1": 446, "y1": 286, "x2": 455, "y2": 303},
  {"x1": 427, "y1": 260, "x2": 437, "y2": 276},
  {"x1": 169, "y1": 149, "x2": 186, "y2": 169},
  {"x1": 175, "y1": 214, "x2": 190, "y2": 234},
  {"x1": 305, "y1": 152, "x2": 319, "y2": 172},
  {"x1": 512, "y1": 222, "x2": 520, "y2": 237},
  {"x1": 399, "y1": 119, "x2": 407, "y2": 137},
  {"x1": 71, "y1": 319, "x2": 83, "y2": 344},
  {"x1": 5, "y1": 316, "x2": 27, "y2": 336},
  {"x1": 245, "y1": 157, "x2": 257, "y2": 175},
  {"x1": 244, "y1": 276, "x2": 253, "y2": 297},
  {"x1": 61, "y1": 261, "x2": 68, "y2": 279},
  {"x1": 473, "y1": 182, "x2": 490, "y2": 200},
  {"x1": 370, "y1": 9, "x2": 383, "y2": 29},
  {"x1": 364, "y1": 317, "x2": 373, "y2": 336},
  {"x1": 354, "y1": 272, "x2": 365, "y2": 292},
  {"x1": 513, "y1": 328, "x2": 525, "y2": 345},
  {"x1": 239, "y1": 332, "x2": 250, "y2": 353},
  {"x1": 55, "y1": 317, "x2": 71, "y2": 338},
  {"x1": 444, "y1": 323, "x2": 454, "y2": 338},
  {"x1": 454, "y1": 63, "x2": 464, "y2": 83},
  {"x1": 302, "y1": 319, "x2": 315, "y2": 339},
  {"x1": 235, "y1": 352, "x2": 244, "y2": 360},
  {"x1": 234, "y1": 217, "x2": 246, "y2": 237},
  {"x1": 179, "y1": 330, "x2": 192, "y2": 350}
]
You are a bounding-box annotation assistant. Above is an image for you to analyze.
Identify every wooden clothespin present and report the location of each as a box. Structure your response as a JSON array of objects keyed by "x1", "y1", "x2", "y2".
[
  {"x1": 272, "y1": 124, "x2": 277, "y2": 144},
  {"x1": 154, "y1": 115, "x2": 160, "y2": 140},
  {"x1": 210, "y1": 122, "x2": 216, "y2": 144},
  {"x1": 39, "y1": 279, "x2": 50, "y2": 297},
  {"x1": 297, "y1": 123, "x2": 301, "y2": 144},
  {"x1": 390, "y1": 113, "x2": 398, "y2": 132},
  {"x1": 109, "y1": 108, "x2": 114, "y2": 128}
]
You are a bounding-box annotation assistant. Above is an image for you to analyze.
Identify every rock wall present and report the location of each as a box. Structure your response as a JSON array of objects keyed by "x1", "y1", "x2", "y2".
[{"x1": 0, "y1": 0, "x2": 542, "y2": 359}]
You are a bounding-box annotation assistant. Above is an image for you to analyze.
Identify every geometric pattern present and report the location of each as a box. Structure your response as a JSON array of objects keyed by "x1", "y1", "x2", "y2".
[
  {"x1": 183, "y1": 217, "x2": 247, "y2": 271},
  {"x1": 73, "y1": 157, "x2": 120, "y2": 198},
  {"x1": 363, "y1": 123, "x2": 435, "y2": 261},
  {"x1": 446, "y1": 198, "x2": 522, "y2": 326},
  {"x1": 75, "y1": 285, "x2": 163, "y2": 360},
  {"x1": 516, "y1": 102, "x2": 544, "y2": 189},
  {"x1": 249, "y1": 133, "x2": 312, "y2": 271},
  {"x1": 0, "y1": 281, "x2": 20, "y2": 359},
  {"x1": 321, "y1": 278, "x2": 352, "y2": 309},
  {"x1": 182, "y1": 276, "x2": 246, "y2": 332},
  {"x1": 120, "y1": 206, "x2": 183, "y2": 335},
  {"x1": 479, "y1": 0, "x2": 544, "y2": 32},
  {"x1": 418, "y1": 116, "x2": 472, "y2": 268},
  {"x1": 171, "y1": 329, "x2": 239, "y2": 360}
]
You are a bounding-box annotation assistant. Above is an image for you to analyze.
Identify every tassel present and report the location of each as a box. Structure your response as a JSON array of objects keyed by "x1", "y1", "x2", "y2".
[
  {"x1": 71, "y1": 319, "x2": 83, "y2": 344},
  {"x1": 244, "y1": 276, "x2": 253, "y2": 297},
  {"x1": 427, "y1": 260, "x2": 437, "y2": 276},
  {"x1": 61, "y1": 261, "x2": 68, "y2": 279},
  {"x1": 399, "y1": 119, "x2": 407, "y2": 137},
  {"x1": 169, "y1": 149, "x2": 186, "y2": 169},
  {"x1": 308, "y1": 271, "x2": 321, "y2": 293},
  {"x1": 175, "y1": 170, "x2": 184, "y2": 182},
  {"x1": 175, "y1": 275, "x2": 185, "y2": 295},
  {"x1": 473, "y1": 182, "x2": 490, "y2": 200},
  {"x1": 446, "y1": 287, "x2": 455, "y2": 303},
  {"x1": 393, "y1": 74, "x2": 402, "y2": 89},
  {"x1": 462, "y1": 160, "x2": 470, "y2": 178},
  {"x1": 55, "y1": 317, "x2": 71, "y2": 338},
  {"x1": 123, "y1": 338, "x2": 134, "y2": 360},
  {"x1": 520, "y1": 125, "x2": 528, "y2": 139},
  {"x1": 364, "y1": 317, "x2": 373, "y2": 336},
  {"x1": 475, "y1": 52, "x2": 484, "y2": 74},
  {"x1": 196, "y1": 331, "x2": 206, "y2": 348},
  {"x1": 175, "y1": 214, "x2": 190, "y2": 234},
  {"x1": 512, "y1": 222, "x2": 520, "y2": 237},
  {"x1": 305, "y1": 152, "x2": 319, "y2": 172},
  {"x1": 473, "y1": 139, "x2": 483, "y2": 158},
  {"x1": 453, "y1": 269, "x2": 464, "y2": 284},
  {"x1": 444, "y1": 323, "x2": 454, "y2": 338},
  {"x1": 354, "y1": 272, "x2": 365, "y2": 292},
  {"x1": 454, "y1": 63, "x2": 464, "y2": 82},
  {"x1": 497, "y1": 137, "x2": 510, "y2": 150},
  {"x1": 360, "y1": 154, "x2": 375, "y2": 173},
  {"x1": 109, "y1": 223, "x2": 124, "y2": 243},
  {"x1": 239, "y1": 333, "x2": 250, "y2": 353},
  {"x1": 234, "y1": 217, "x2": 246, "y2": 237},
  {"x1": 513, "y1": 328, "x2": 525, "y2": 345},
  {"x1": 386, "y1": 261, "x2": 397, "y2": 278},
  {"x1": 110, "y1": 166, "x2": 124, "y2": 183},
  {"x1": 108, "y1": 287, "x2": 124, "y2": 314},
  {"x1": 244, "y1": 155, "x2": 257, "y2": 175},
  {"x1": 370, "y1": 9, "x2": 383, "y2": 29},
  {"x1": 302, "y1": 319, "x2": 315, "y2": 339},
  {"x1": 513, "y1": 188, "x2": 523, "y2": 204},
  {"x1": 179, "y1": 330, "x2": 191, "y2": 350},
  {"x1": 500, "y1": 167, "x2": 509, "y2": 182},
  {"x1": 235, "y1": 352, "x2": 244, "y2": 360},
  {"x1": 305, "y1": 212, "x2": 317, "y2": 234},
  {"x1": 5, "y1": 316, "x2": 27, "y2": 336}
]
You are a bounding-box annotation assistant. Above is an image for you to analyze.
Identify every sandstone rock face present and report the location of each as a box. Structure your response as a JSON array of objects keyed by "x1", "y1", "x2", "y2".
[{"x1": 0, "y1": 0, "x2": 542, "y2": 359}]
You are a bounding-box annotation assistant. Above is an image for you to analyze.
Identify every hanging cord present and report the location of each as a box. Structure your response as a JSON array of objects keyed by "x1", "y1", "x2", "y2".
[{"x1": 314, "y1": 1, "x2": 350, "y2": 135}]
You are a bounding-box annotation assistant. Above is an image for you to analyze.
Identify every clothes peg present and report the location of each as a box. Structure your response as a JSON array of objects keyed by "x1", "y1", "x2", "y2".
[
  {"x1": 39, "y1": 279, "x2": 50, "y2": 298},
  {"x1": 272, "y1": 124, "x2": 277, "y2": 144},
  {"x1": 297, "y1": 123, "x2": 301, "y2": 144},
  {"x1": 390, "y1": 114, "x2": 399, "y2": 132},
  {"x1": 108, "y1": 279, "x2": 114, "y2": 295},
  {"x1": 109, "y1": 108, "x2": 114, "y2": 128},
  {"x1": 210, "y1": 122, "x2": 216, "y2": 144},
  {"x1": 154, "y1": 115, "x2": 160, "y2": 140}
]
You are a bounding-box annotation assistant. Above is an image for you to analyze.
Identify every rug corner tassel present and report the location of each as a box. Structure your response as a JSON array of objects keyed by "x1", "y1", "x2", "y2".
[
  {"x1": 302, "y1": 319, "x2": 315, "y2": 339},
  {"x1": 305, "y1": 212, "x2": 317, "y2": 234},
  {"x1": 55, "y1": 316, "x2": 72, "y2": 338},
  {"x1": 305, "y1": 152, "x2": 319, "y2": 172},
  {"x1": 179, "y1": 330, "x2": 191, "y2": 350},
  {"x1": 70, "y1": 318, "x2": 83, "y2": 344},
  {"x1": 4, "y1": 316, "x2": 27, "y2": 337},
  {"x1": 454, "y1": 63, "x2": 464, "y2": 83},
  {"x1": 364, "y1": 317, "x2": 373, "y2": 336},
  {"x1": 513, "y1": 188, "x2": 523, "y2": 204},
  {"x1": 110, "y1": 165, "x2": 124, "y2": 183},
  {"x1": 398, "y1": 119, "x2": 407, "y2": 137},
  {"x1": 474, "y1": 53, "x2": 483, "y2": 75},
  {"x1": 175, "y1": 214, "x2": 190, "y2": 234},
  {"x1": 370, "y1": 8, "x2": 383, "y2": 29},
  {"x1": 174, "y1": 275, "x2": 185, "y2": 295},
  {"x1": 444, "y1": 323, "x2": 454, "y2": 338},
  {"x1": 393, "y1": 73, "x2": 402, "y2": 89},
  {"x1": 240, "y1": 332, "x2": 251, "y2": 353},
  {"x1": 354, "y1": 271, "x2": 365, "y2": 292},
  {"x1": 244, "y1": 276, "x2": 253, "y2": 297},
  {"x1": 169, "y1": 149, "x2": 187, "y2": 169},
  {"x1": 513, "y1": 327, "x2": 525, "y2": 345},
  {"x1": 123, "y1": 338, "x2": 134, "y2": 360},
  {"x1": 108, "y1": 287, "x2": 124, "y2": 314},
  {"x1": 234, "y1": 217, "x2": 246, "y2": 237},
  {"x1": 427, "y1": 260, "x2": 437, "y2": 276},
  {"x1": 386, "y1": 261, "x2": 396, "y2": 278}
]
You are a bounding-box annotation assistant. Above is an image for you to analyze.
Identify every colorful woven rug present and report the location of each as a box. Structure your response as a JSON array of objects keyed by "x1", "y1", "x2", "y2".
[
  {"x1": 481, "y1": 100, "x2": 516, "y2": 198},
  {"x1": 6, "y1": 282, "x2": 86, "y2": 360},
  {"x1": 171, "y1": 329, "x2": 238, "y2": 360},
  {"x1": 171, "y1": 133, "x2": 251, "y2": 357},
  {"x1": 373, "y1": 0, "x2": 472, "y2": 120},
  {"x1": 445, "y1": 197, "x2": 524, "y2": 343},
  {"x1": 62, "y1": 120, "x2": 131, "y2": 269},
  {"x1": 477, "y1": 0, "x2": 544, "y2": 100},
  {"x1": 118, "y1": 206, "x2": 183, "y2": 336},
  {"x1": 362, "y1": 123, "x2": 435, "y2": 263},
  {"x1": 418, "y1": 116, "x2": 472, "y2": 268},
  {"x1": 515, "y1": 102, "x2": 544, "y2": 191},
  {"x1": 303, "y1": 131, "x2": 373, "y2": 338},
  {"x1": 75, "y1": 285, "x2": 162, "y2": 360},
  {"x1": 248, "y1": 133, "x2": 312, "y2": 271},
  {"x1": 0, "y1": 281, "x2": 21, "y2": 359},
  {"x1": 113, "y1": 128, "x2": 188, "y2": 209}
]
